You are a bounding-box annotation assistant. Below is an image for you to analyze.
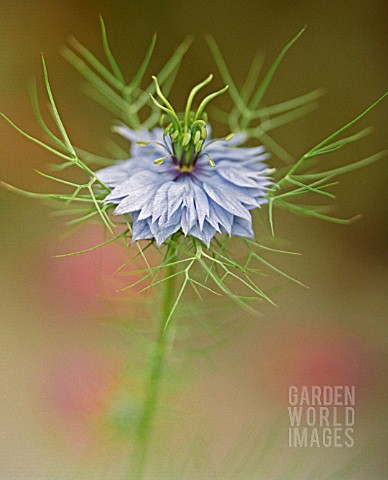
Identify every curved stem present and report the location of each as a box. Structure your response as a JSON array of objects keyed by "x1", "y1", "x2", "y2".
[{"x1": 131, "y1": 256, "x2": 176, "y2": 479}]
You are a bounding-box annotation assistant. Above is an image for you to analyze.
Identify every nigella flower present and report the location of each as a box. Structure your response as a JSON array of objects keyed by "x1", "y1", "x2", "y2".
[{"x1": 96, "y1": 76, "x2": 273, "y2": 247}]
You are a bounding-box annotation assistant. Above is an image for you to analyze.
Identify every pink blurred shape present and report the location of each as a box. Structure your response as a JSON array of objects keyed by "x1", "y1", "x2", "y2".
[
  {"x1": 252, "y1": 326, "x2": 375, "y2": 404},
  {"x1": 42, "y1": 225, "x2": 153, "y2": 318},
  {"x1": 44, "y1": 349, "x2": 121, "y2": 450}
]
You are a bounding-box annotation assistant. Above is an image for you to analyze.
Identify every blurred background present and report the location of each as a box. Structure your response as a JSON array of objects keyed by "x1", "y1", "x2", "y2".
[{"x1": 1, "y1": 0, "x2": 387, "y2": 478}]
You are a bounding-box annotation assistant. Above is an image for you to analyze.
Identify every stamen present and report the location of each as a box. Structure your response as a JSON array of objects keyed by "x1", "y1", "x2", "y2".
[
  {"x1": 138, "y1": 141, "x2": 172, "y2": 155},
  {"x1": 195, "y1": 140, "x2": 203, "y2": 153},
  {"x1": 171, "y1": 130, "x2": 179, "y2": 141},
  {"x1": 153, "y1": 156, "x2": 168, "y2": 165},
  {"x1": 204, "y1": 133, "x2": 235, "y2": 148},
  {"x1": 182, "y1": 132, "x2": 191, "y2": 147},
  {"x1": 202, "y1": 152, "x2": 215, "y2": 167}
]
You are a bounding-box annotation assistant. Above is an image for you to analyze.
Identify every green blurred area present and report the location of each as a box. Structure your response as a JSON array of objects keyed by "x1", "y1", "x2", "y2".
[{"x1": 0, "y1": 1, "x2": 387, "y2": 478}]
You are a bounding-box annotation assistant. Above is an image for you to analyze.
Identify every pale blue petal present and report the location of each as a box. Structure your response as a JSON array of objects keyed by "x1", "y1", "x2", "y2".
[
  {"x1": 202, "y1": 182, "x2": 252, "y2": 220},
  {"x1": 151, "y1": 219, "x2": 181, "y2": 246},
  {"x1": 206, "y1": 199, "x2": 234, "y2": 233},
  {"x1": 131, "y1": 212, "x2": 154, "y2": 242},
  {"x1": 231, "y1": 217, "x2": 255, "y2": 238},
  {"x1": 95, "y1": 162, "x2": 132, "y2": 187},
  {"x1": 191, "y1": 181, "x2": 209, "y2": 230},
  {"x1": 149, "y1": 181, "x2": 175, "y2": 222},
  {"x1": 217, "y1": 167, "x2": 263, "y2": 188},
  {"x1": 167, "y1": 181, "x2": 187, "y2": 221},
  {"x1": 189, "y1": 220, "x2": 217, "y2": 247}
]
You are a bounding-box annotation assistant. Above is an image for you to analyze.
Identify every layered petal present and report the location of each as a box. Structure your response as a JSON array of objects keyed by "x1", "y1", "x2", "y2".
[{"x1": 97, "y1": 127, "x2": 273, "y2": 246}]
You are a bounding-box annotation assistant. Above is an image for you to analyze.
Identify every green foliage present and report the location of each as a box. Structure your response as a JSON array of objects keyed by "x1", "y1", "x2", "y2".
[
  {"x1": 63, "y1": 18, "x2": 190, "y2": 129},
  {"x1": 2, "y1": 21, "x2": 386, "y2": 317},
  {"x1": 208, "y1": 30, "x2": 386, "y2": 235}
]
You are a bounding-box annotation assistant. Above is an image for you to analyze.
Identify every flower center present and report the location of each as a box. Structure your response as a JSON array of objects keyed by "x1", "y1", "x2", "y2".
[
  {"x1": 148, "y1": 75, "x2": 228, "y2": 170},
  {"x1": 168, "y1": 114, "x2": 207, "y2": 171}
]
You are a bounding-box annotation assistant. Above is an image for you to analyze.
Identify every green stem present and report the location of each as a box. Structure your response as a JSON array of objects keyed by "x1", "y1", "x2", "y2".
[{"x1": 131, "y1": 257, "x2": 176, "y2": 479}]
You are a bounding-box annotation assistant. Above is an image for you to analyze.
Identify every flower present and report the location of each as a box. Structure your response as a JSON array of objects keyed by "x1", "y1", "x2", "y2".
[
  {"x1": 96, "y1": 76, "x2": 273, "y2": 247},
  {"x1": 97, "y1": 127, "x2": 272, "y2": 247}
]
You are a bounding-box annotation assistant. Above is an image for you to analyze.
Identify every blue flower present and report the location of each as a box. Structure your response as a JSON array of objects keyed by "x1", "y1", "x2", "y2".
[
  {"x1": 96, "y1": 125, "x2": 273, "y2": 247},
  {"x1": 95, "y1": 75, "x2": 273, "y2": 246}
]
